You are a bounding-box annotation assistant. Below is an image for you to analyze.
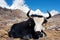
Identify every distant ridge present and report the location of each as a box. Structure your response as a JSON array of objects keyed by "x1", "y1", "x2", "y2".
[{"x1": 0, "y1": 7, "x2": 28, "y2": 21}]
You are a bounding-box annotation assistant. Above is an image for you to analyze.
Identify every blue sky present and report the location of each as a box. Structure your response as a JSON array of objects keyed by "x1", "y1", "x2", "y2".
[
  {"x1": 25, "y1": 0, "x2": 60, "y2": 12},
  {"x1": 5, "y1": 0, "x2": 60, "y2": 12},
  {"x1": 5, "y1": 0, "x2": 13, "y2": 6}
]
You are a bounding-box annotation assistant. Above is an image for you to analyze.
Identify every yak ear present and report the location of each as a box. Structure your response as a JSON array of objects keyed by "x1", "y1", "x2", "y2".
[
  {"x1": 27, "y1": 9, "x2": 31, "y2": 17},
  {"x1": 46, "y1": 11, "x2": 51, "y2": 19}
]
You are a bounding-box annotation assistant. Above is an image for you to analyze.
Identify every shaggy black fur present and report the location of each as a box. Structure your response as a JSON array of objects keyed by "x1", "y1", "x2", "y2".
[
  {"x1": 8, "y1": 18, "x2": 35, "y2": 39},
  {"x1": 8, "y1": 10, "x2": 47, "y2": 40},
  {"x1": 8, "y1": 18, "x2": 46, "y2": 39}
]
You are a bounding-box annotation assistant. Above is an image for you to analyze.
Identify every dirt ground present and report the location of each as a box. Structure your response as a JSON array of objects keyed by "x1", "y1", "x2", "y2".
[{"x1": 0, "y1": 26, "x2": 60, "y2": 40}]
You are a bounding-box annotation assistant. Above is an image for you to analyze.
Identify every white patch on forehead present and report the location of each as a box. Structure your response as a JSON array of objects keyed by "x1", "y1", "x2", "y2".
[
  {"x1": 33, "y1": 17, "x2": 44, "y2": 24},
  {"x1": 33, "y1": 17, "x2": 45, "y2": 32}
]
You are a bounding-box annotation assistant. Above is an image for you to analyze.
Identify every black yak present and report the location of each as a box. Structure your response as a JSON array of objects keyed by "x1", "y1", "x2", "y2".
[{"x1": 8, "y1": 10, "x2": 51, "y2": 40}]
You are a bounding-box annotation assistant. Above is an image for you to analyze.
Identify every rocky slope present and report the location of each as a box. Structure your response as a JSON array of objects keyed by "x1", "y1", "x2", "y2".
[
  {"x1": 44, "y1": 14, "x2": 60, "y2": 30},
  {"x1": 41, "y1": 14, "x2": 60, "y2": 40},
  {"x1": 0, "y1": 7, "x2": 60, "y2": 40}
]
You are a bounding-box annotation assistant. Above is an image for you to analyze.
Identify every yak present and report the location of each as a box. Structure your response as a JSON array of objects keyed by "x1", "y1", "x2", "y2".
[{"x1": 8, "y1": 10, "x2": 51, "y2": 40}]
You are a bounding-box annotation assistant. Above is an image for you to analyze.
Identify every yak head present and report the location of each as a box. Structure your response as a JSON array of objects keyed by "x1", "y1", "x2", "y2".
[{"x1": 27, "y1": 10, "x2": 51, "y2": 32}]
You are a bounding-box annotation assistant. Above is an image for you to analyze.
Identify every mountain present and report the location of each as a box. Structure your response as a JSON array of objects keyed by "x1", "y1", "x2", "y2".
[
  {"x1": 0, "y1": 7, "x2": 28, "y2": 30},
  {"x1": 0, "y1": 7, "x2": 28, "y2": 20}
]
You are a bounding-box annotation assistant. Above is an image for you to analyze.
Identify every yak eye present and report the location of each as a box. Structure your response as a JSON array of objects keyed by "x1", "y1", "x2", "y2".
[
  {"x1": 29, "y1": 24, "x2": 31, "y2": 26},
  {"x1": 29, "y1": 22, "x2": 31, "y2": 26}
]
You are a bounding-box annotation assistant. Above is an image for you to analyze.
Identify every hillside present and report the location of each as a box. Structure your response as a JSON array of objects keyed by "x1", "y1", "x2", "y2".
[
  {"x1": 0, "y1": 7, "x2": 60, "y2": 40},
  {"x1": 45, "y1": 14, "x2": 60, "y2": 30},
  {"x1": 0, "y1": 7, "x2": 28, "y2": 28},
  {"x1": 0, "y1": 7, "x2": 28, "y2": 40}
]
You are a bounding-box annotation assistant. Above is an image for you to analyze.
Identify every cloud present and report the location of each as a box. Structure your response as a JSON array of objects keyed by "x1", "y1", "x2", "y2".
[
  {"x1": 0, "y1": 0, "x2": 29, "y2": 13},
  {"x1": 50, "y1": 10, "x2": 59, "y2": 16},
  {"x1": 0, "y1": 0, "x2": 9, "y2": 8},
  {"x1": 10, "y1": 0, "x2": 29, "y2": 13}
]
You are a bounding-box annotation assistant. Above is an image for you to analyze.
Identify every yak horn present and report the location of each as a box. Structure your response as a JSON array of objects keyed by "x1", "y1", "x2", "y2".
[
  {"x1": 46, "y1": 11, "x2": 51, "y2": 19},
  {"x1": 27, "y1": 10, "x2": 31, "y2": 17}
]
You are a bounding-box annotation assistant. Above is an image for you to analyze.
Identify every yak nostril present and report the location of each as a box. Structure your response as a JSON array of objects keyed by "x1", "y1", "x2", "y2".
[
  {"x1": 36, "y1": 31, "x2": 41, "y2": 34},
  {"x1": 35, "y1": 31, "x2": 43, "y2": 37},
  {"x1": 37, "y1": 31, "x2": 43, "y2": 37},
  {"x1": 36, "y1": 31, "x2": 42, "y2": 36}
]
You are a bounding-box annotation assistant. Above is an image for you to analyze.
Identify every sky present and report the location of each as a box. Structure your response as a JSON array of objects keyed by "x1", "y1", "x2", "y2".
[
  {"x1": 25, "y1": 0, "x2": 60, "y2": 12},
  {"x1": 5, "y1": 0, "x2": 13, "y2": 6},
  {"x1": 0, "y1": 0, "x2": 60, "y2": 16},
  {"x1": 4, "y1": 0, "x2": 60, "y2": 12}
]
